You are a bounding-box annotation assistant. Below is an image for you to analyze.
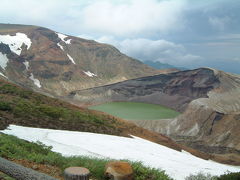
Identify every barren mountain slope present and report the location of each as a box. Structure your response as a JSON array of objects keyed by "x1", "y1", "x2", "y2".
[{"x1": 0, "y1": 23, "x2": 158, "y2": 97}]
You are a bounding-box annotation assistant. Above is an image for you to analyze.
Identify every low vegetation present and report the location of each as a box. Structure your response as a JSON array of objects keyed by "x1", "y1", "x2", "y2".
[
  {"x1": 185, "y1": 172, "x2": 217, "y2": 180},
  {"x1": 0, "y1": 80, "x2": 125, "y2": 135},
  {"x1": 185, "y1": 172, "x2": 240, "y2": 180},
  {"x1": 0, "y1": 133, "x2": 173, "y2": 180},
  {"x1": 218, "y1": 172, "x2": 240, "y2": 180}
]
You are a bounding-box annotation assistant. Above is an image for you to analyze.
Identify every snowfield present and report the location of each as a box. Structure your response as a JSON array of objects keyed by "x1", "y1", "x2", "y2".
[
  {"x1": 1, "y1": 125, "x2": 239, "y2": 180},
  {"x1": 0, "y1": 33, "x2": 32, "y2": 55}
]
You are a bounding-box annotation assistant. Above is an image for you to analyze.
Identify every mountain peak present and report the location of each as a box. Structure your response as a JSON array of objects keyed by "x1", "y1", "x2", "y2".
[{"x1": 0, "y1": 23, "x2": 159, "y2": 96}]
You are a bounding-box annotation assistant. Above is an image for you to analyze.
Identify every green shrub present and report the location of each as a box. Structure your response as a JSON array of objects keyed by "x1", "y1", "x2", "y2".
[
  {"x1": 0, "y1": 101, "x2": 12, "y2": 111},
  {"x1": 0, "y1": 84, "x2": 17, "y2": 94},
  {"x1": 185, "y1": 172, "x2": 217, "y2": 180},
  {"x1": 38, "y1": 105, "x2": 65, "y2": 119},
  {"x1": 0, "y1": 84, "x2": 32, "y2": 98},
  {"x1": 132, "y1": 161, "x2": 173, "y2": 180},
  {"x1": 217, "y1": 172, "x2": 240, "y2": 180}
]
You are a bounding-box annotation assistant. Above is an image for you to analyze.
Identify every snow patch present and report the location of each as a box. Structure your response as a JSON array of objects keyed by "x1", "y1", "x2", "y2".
[
  {"x1": 29, "y1": 73, "x2": 41, "y2": 88},
  {"x1": 2, "y1": 125, "x2": 240, "y2": 180},
  {"x1": 83, "y1": 71, "x2": 97, "y2": 77},
  {"x1": 0, "y1": 33, "x2": 32, "y2": 55},
  {"x1": 67, "y1": 54, "x2": 76, "y2": 64},
  {"x1": 56, "y1": 34, "x2": 75, "y2": 64},
  {"x1": 0, "y1": 52, "x2": 9, "y2": 69},
  {"x1": 23, "y1": 61, "x2": 29, "y2": 70},
  {"x1": 57, "y1": 42, "x2": 64, "y2": 51},
  {"x1": 0, "y1": 72, "x2": 7, "y2": 78},
  {"x1": 65, "y1": 39, "x2": 71, "y2": 44},
  {"x1": 56, "y1": 33, "x2": 72, "y2": 44}
]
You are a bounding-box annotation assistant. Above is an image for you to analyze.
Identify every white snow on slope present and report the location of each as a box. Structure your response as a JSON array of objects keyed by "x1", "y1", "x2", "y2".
[
  {"x1": 56, "y1": 33, "x2": 71, "y2": 44},
  {"x1": 0, "y1": 72, "x2": 7, "y2": 78},
  {"x1": 56, "y1": 33, "x2": 75, "y2": 64},
  {"x1": 83, "y1": 71, "x2": 97, "y2": 77},
  {"x1": 65, "y1": 39, "x2": 71, "y2": 44},
  {"x1": 67, "y1": 54, "x2": 76, "y2": 64},
  {"x1": 29, "y1": 73, "x2": 41, "y2": 88},
  {"x1": 1, "y1": 125, "x2": 239, "y2": 180},
  {"x1": 57, "y1": 42, "x2": 64, "y2": 51},
  {"x1": 23, "y1": 61, "x2": 29, "y2": 70},
  {"x1": 0, "y1": 33, "x2": 32, "y2": 55},
  {"x1": 0, "y1": 52, "x2": 9, "y2": 69}
]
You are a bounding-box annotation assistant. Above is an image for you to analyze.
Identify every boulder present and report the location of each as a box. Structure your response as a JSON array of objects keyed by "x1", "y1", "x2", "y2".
[{"x1": 104, "y1": 161, "x2": 133, "y2": 180}]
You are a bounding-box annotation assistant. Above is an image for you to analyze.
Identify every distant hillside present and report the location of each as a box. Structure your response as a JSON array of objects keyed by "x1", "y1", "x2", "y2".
[
  {"x1": 0, "y1": 23, "x2": 159, "y2": 97},
  {"x1": 143, "y1": 60, "x2": 187, "y2": 71}
]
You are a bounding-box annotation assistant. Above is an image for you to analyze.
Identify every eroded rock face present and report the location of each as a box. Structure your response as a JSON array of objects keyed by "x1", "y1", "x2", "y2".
[
  {"x1": 70, "y1": 68, "x2": 220, "y2": 112},
  {"x1": 166, "y1": 70, "x2": 240, "y2": 156}
]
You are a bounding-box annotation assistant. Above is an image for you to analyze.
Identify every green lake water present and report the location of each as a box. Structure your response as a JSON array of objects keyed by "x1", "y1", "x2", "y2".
[{"x1": 89, "y1": 102, "x2": 180, "y2": 120}]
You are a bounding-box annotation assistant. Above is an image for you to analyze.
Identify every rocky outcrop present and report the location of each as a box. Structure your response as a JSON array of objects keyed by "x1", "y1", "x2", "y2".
[
  {"x1": 104, "y1": 161, "x2": 133, "y2": 180},
  {"x1": 0, "y1": 23, "x2": 159, "y2": 97},
  {"x1": 69, "y1": 68, "x2": 220, "y2": 111},
  {"x1": 162, "y1": 70, "x2": 240, "y2": 157}
]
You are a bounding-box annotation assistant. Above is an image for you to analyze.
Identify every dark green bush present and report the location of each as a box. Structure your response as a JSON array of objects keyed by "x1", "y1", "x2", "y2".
[
  {"x1": 218, "y1": 172, "x2": 240, "y2": 180},
  {"x1": 185, "y1": 172, "x2": 217, "y2": 180},
  {"x1": 38, "y1": 105, "x2": 65, "y2": 119},
  {"x1": 0, "y1": 84, "x2": 17, "y2": 94},
  {"x1": 0, "y1": 101, "x2": 12, "y2": 111}
]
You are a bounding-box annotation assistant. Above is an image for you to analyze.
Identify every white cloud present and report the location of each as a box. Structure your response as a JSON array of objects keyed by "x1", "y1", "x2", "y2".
[
  {"x1": 82, "y1": 0, "x2": 186, "y2": 36},
  {"x1": 208, "y1": 16, "x2": 231, "y2": 31},
  {"x1": 0, "y1": 0, "x2": 187, "y2": 36},
  {"x1": 97, "y1": 37, "x2": 202, "y2": 67}
]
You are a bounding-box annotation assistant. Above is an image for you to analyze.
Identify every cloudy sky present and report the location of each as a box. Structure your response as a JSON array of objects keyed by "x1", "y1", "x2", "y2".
[{"x1": 0, "y1": 0, "x2": 240, "y2": 73}]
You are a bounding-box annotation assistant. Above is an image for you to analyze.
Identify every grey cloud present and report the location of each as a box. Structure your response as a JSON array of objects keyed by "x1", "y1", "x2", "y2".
[
  {"x1": 97, "y1": 37, "x2": 203, "y2": 67},
  {"x1": 208, "y1": 16, "x2": 232, "y2": 31},
  {"x1": 0, "y1": 0, "x2": 239, "y2": 73}
]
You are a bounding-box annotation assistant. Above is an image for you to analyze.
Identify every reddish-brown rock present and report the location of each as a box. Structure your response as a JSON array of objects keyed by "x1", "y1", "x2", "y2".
[{"x1": 104, "y1": 161, "x2": 133, "y2": 180}]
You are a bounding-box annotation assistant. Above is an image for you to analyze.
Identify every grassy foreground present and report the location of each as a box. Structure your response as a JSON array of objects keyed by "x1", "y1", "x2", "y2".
[
  {"x1": 90, "y1": 102, "x2": 180, "y2": 120},
  {"x1": 0, "y1": 133, "x2": 173, "y2": 180}
]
